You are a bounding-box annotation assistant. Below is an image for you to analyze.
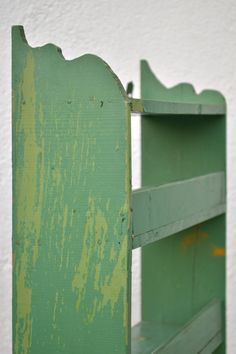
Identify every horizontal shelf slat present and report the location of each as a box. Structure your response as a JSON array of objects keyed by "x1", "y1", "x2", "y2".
[
  {"x1": 132, "y1": 300, "x2": 222, "y2": 354},
  {"x1": 130, "y1": 98, "x2": 226, "y2": 116},
  {"x1": 132, "y1": 172, "x2": 225, "y2": 249}
]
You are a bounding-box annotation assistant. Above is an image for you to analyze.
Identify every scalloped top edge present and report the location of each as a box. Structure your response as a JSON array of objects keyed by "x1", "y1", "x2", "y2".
[
  {"x1": 140, "y1": 60, "x2": 226, "y2": 106},
  {"x1": 12, "y1": 25, "x2": 128, "y2": 99}
]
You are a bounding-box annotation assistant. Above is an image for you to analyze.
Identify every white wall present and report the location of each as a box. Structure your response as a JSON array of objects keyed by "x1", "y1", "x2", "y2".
[{"x1": 1, "y1": 0, "x2": 235, "y2": 352}]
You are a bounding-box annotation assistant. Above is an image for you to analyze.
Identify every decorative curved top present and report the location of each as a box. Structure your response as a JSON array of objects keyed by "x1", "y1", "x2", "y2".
[
  {"x1": 140, "y1": 60, "x2": 226, "y2": 106},
  {"x1": 12, "y1": 25, "x2": 128, "y2": 101},
  {"x1": 12, "y1": 25, "x2": 132, "y2": 354},
  {"x1": 12, "y1": 26, "x2": 226, "y2": 115}
]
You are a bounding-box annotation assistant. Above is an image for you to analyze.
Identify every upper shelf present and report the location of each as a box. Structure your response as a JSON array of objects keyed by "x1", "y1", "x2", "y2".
[
  {"x1": 130, "y1": 98, "x2": 226, "y2": 116},
  {"x1": 132, "y1": 59, "x2": 226, "y2": 117}
]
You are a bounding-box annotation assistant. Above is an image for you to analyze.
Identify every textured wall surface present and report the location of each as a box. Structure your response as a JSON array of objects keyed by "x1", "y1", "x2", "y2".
[{"x1": 1, "y1": 1, "x2": 236, "y2": 353}]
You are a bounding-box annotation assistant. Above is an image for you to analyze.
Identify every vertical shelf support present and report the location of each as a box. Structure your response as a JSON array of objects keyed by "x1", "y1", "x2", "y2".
[{"x1": 12, "y1": 26, "x2": 132, "y2": 354}]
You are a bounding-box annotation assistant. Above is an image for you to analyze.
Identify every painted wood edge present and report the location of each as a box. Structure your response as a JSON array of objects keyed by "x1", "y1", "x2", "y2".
[
  {"x1": 130, "y1": 98, "x2": 226, "y2": 116},
  {"x1": 12, "y1": 25, "x2": 132, "y2": 353},
  {"x1": 12, "y1": 25, "x2": 128, "y2": 100},
  {"x1": 152, "y1": 299, "x2": 222, "y2": 354},
  {"x1": 140, "y1": 60, "x2": 226, "y2": 107},
  {"x1": 131, "y1": 321, "x2": 180, "y2": 354},
  {"x1": 132, "y1": 172, "x2": 225, "y2": 248},
  {"x1": 199, "y1": 331, "x2": 223, "y2": 354},
  {"x1": 132, "y1": 204, "x2": 225, "y2": 249},
  {"x1": 131, "y1": 300, "x2": 222, "y2": 354}
]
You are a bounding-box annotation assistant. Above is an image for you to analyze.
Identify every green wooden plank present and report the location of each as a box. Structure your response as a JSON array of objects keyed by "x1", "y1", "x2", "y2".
[
  {"x1": 130, "y1": 98, "x2": 225, "y2": 116},
  {"x1": 132, "y1": 300, "x2": 222, "y2": 354},
  {"x1": 199, "y1": 333, "x2": 223, "y2": 354},
  {"x1": 132, "y1": 322, "x2": 180, "y2": 354},
  {"x1": 132, "y1": 172, "x2": 225, "y2": 248},
  {"x1": 12, "y1": 26, "x2": 132, "y2": 354},
  {"x1": 141, "y1": 60, "x2": 226, "y2": 354},
  {"x1": 155, "y1": 300, "x2": 222, "y2": 354}
]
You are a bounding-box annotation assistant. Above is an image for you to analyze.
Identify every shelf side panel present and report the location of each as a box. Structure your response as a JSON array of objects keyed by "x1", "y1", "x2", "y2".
[{"x1": 12, "y1": 26, "x2": 132, "y2": 354}]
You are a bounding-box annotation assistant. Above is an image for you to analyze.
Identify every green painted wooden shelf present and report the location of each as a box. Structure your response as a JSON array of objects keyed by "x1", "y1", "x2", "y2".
[
  {"x1": 132, "y1": 172, "x2": 225, "y2": 248},
  {"x1": 130, "y1": 98, "x2": 226, "y2": 116},
  {"x1": 132, "y1": 300, "x2": 222, "y2": 354},
  {"x1": 12, "y1": 26, "x2": 226, "y2": 354}
]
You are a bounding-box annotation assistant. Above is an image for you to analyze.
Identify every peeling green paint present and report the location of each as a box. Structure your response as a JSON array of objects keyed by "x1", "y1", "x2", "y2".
[
  {"x1": 13, "y1": 26, "x2": 131, "y2": 354},
  {"x1": 72, "y1": 199, "x2": 127, "y2": 317},
  {"x1": 100, "y1": 236, "x2": 128, "y2": 316},
  {"x1": 15, "y1": 49, "x2": 36, "y2": 354},
  {"x1": 72, "y1": 196, "x2": 96, "y2": 312}
]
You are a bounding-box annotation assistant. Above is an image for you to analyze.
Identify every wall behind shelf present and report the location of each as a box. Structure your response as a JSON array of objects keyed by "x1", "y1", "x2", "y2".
[{"x1": 1, "y1": 0, "x2": 235, "y2": 352}]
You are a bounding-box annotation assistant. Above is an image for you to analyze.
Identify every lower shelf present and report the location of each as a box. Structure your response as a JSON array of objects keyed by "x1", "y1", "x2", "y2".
[{"x1": 132, "y1": 300, "x2": 222, "y2": 354}]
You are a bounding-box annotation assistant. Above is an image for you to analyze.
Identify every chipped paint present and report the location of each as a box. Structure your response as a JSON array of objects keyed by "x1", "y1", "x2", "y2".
[
  {"x1": 15, "y1": 247, "x2": 32, "y2": 354},
  {"x1": 87, "y1": 298, "x2": 98, "y2": 323},
  {"x1": 212, "y1": 247, "x2": 225, "y2": 257},
  {"x1": 94, "y1": 264, "x2": 101, "y2": 290},
  {"x1": 15, "y1": 49, "x2": 37, "y2": 354},
  {"x1": 72, "y1": 198, "x2": 110, "y2": 309},
  {"x1": 72, "y1": 196, "x2": 96, "y2": 311},
  {"x1": 52, "y1": 291, "x2": 59, "y2": 329},
  {"x1": 100, "y1": 236, "x2": 128, "y2": 312},
  {"x1": 182, "y1": 227, "x2": 208, "y2": 250},
  {"x1": 71, "y1": 196, "x2": 130, "y2": 332},
  {"x1": 109, "y1": 245, "x2": 117, "y2": 262},
  {"x1": 60, "y1": 205, "x2": 68, "y2": 270},
  {"x1": 71, "y1": 197, "x2": 105, "y2": 311},
  {"x1": 13, "y1": 26, "x2": 131, "y2": 353}
]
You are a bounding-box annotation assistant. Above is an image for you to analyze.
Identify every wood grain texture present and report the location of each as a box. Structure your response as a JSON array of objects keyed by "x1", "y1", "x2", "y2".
[
  {"x1": 12, "y1": 26, "x2": 132, "y2": 354},
  {"x1": 140, "y1": 60, "x2": 226, "y2": 353},
  {"x1": 132, "y1": 172, "x2": 225, "y2": 248}
]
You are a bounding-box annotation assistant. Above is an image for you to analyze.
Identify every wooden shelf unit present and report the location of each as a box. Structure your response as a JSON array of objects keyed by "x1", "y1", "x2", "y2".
[{"x1": 12, "y1": 26, "x2": 226, "y2": 354}]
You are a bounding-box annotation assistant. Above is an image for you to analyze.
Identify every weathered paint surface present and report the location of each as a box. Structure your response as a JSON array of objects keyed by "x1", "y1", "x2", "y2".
[
  {"x1": 213, "y1": 247, "x2": 225, "y2": 257},
  {"x1": 12, "y1": 26, "x2": 131, "y2": 354},
  {"x1": 181, "y1": 227, "x2": 208, "y2": 250},
  {"x1": 132, "y1": 172, "x2": 225, "y2": 248},
  {"x1": 141, "y1": 61, "x2": 226, "y2": 353},
  {"x1": 13, "y1": 25, "x2": 226, "y2": 354}
]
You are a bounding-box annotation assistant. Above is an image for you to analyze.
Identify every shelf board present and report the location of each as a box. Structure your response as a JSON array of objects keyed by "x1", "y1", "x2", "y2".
[
  {"x1": 130, "y1": 98, "x2": 226, "y2": 116},
  {"x1": 132, "y1": 300, "x2": 222, "y2": 354},
  {"x1": 132, "y1": 321, "x2": 179, "y2": 354},
  {"x1": 132, "y1": 172, "x2": 225, "y2": 249}
]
